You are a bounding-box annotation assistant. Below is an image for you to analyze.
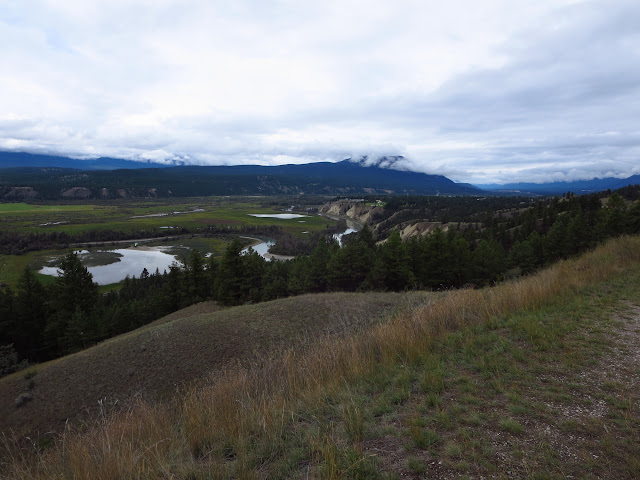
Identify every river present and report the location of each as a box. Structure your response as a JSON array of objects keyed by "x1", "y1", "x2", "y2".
[
  {"x1": 242, "y1": 215, "x2": 361, "y2": 260},
  {"x1": 39, "y1": 215, "x2": 360, "y2": 283}
]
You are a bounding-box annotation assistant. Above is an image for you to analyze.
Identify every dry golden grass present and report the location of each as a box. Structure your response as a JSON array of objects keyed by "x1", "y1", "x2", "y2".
[
  {"x1": 2, "y1": 235, "x2": 640, "y2": 479},
  {"x1": 0, "y1": 292, "x2": 419, "y2": 440}
]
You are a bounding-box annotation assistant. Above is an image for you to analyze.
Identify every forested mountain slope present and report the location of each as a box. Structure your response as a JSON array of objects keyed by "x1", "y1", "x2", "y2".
[{"x1": 0, "y1": 157, "x2": 481, "y2": 199}]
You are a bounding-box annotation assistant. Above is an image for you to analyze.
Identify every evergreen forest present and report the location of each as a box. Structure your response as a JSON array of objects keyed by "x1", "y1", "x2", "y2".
[{"x1": 2, "y1": 188, "x2": 640, "y2": 371}]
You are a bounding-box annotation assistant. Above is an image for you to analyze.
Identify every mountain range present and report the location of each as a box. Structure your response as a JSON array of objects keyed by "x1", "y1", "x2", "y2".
[
  {"x1": 1, "y1": 151, "x2": 639, "y2": 199},
  {"x1": 476, "y1": 177, "x2": 640, "y2": 195},
  {"x1": 0, "y1": 152, "x2": 480, "y2": 199},
  {"x1": 0, "y1": 151, "x2": 168, "y2": 170}
]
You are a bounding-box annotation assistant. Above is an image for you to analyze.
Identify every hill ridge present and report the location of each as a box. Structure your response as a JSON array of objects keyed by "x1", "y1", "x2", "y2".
[
  {"x1": 0, "y1": 291, "x2": 428, "y2": 437},
  {"x1": 0, "y1": 155, "x2": 483, "y2": 199}
]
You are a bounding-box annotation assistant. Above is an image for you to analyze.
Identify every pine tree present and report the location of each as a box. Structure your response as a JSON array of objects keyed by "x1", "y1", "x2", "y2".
[
  {"x1": 305, "y1": 239, "x2": 333, "y2": 292},
  {"x1": 566, "y1": 211, "x2": 591, "y2": 255},
  {"x1": 367, "y1": 230, "x2": 414, "y2": 291},
  {"x1": 507, "y1": 239, "x2": 536, "y2": 275},
  {"x1": 422, "y1": 228, "x2": 450, "y2": 288},
  {"x1": 47, "y1": 252, "x2": 99, "y2": 356},
  {"x1": 242, "y1": 248, "x2": 266, "y2": 303},
  {"x1": 63, "y1": 307, "x2": 91, "y2": 354},
  {"x1": 262, "y1": 261, "x2": 290, "y2": 301},
  {"x1": 14, "y1": 267, "x2": 49, "y2": 361},
  {"x1": 627, "y1": 201, "x2": 640, "y2": 234},
  {"x1": 544, "y1": 216, "x2": 570, "y2": 261},
  {"x1": 406, "y1": 237, "x2": 424, "y2": 286},
  {"x1": 0, "y1": 286, "x2": 15, "y2": 349},
  {"x1": 472, "y1": 238, "x2": 506, "y2": 285},
  {"x1": 603, "y1": 192, "x2": 627, "y2": 236},
  {"x1": 287, "y1": 257, "x2": 311, "y2": 296},
  {"x1": 186, "y1": 249, "x2": 207, "y2": 301},
  {"x1": 327, "y1": 239, "x2": 374, "y2": 292},
  {"x1": 215, "y1": 239, "x2": 245, "y2": 305},
  {"x1": 206, "y1": 257, "x2": 219, "y2": 299},
  {"x1": 447, "y1": 236, "x2": 473, "y2": 287},
  {"x1": 162, "y1": 262, "x2": 186, "y2": 311},
  {"x1": 527, "y1": 231, "x2": 545, "y2": 268},
  {"x1": 53, "y1": 251, "x2": 98, "y2": 316},
  {"x1": 357, "y1": 224, "x2": 376, "y2": 248}
]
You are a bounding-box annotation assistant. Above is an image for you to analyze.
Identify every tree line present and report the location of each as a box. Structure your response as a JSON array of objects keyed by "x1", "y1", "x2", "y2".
[
  {"x1": 2, "y1": 190, "x2": 640, "y2": 374},
  {"x1": 0, "y1": 224, "x2": 284, "y2": 255}
]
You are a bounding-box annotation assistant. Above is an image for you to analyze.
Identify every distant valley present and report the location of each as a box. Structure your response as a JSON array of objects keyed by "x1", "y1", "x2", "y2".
[{"x1": 477, "y1": 176, "x2": 640, "y2": 195}]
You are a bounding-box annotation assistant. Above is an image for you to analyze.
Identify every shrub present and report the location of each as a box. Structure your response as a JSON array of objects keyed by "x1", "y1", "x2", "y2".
[
  {"x1": 0, "y1": 344, "x2": 28, "y2": 377},
  {"x1": 15, "y1": 392, "x2": 33, "y2": 408}
]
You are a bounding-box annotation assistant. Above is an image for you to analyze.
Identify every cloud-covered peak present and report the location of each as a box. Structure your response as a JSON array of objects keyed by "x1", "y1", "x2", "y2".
[{"x1": 348, "y1": 155, "x2": 412, "y2": 172}]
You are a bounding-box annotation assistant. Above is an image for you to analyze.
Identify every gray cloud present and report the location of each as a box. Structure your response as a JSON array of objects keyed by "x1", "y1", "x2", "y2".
[{"x1": 1, "y1": 0, "x2": 639, "y2": 183}]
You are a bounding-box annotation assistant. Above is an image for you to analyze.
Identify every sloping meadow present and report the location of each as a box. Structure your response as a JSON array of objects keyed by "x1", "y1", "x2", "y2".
[{"x1": 3, "y1": 235, "x2": 640, "y2": 479}]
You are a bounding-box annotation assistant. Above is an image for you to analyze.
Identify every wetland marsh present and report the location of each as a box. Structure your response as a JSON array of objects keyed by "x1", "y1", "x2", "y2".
[{"x1": 0, "y1": 197, "x2": 337, "y2": 288}]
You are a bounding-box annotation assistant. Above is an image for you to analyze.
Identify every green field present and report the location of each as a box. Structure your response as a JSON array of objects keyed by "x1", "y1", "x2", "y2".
[
  {"x1": 0, "y1": 198, "x2": 334, "y2": 288},
  {"x1": 0, "y1": 235, "x2": 230, "y2": 290},
  {"x1": 0, "y1": 198, "x2": 332, "y2": 235},
  {"x1": 0, "y1": 251, "x2": 58, "y2": 287}
]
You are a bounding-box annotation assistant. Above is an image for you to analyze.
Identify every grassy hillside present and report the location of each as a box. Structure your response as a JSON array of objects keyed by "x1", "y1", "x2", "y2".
[
  {"x1": 0, "y1": 292, "x2": 429, "y2": 438},
  {"x1": 2, "y1": 236, "x2": 640, "y2": 479}
]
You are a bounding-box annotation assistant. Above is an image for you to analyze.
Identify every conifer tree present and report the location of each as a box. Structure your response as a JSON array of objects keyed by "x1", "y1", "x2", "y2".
[
  {"x1": 215, "y1": 239, "x2": 245, "y2": 305},
  {"x1": 14, "y1": 267, "x2": 49, "y2": 360},
  {"x1": 327, "y1": 238, "x2": 374, "y2": 291},
  {"x1": 367, "y1": 230, "x2": 414, "y2": 291},
  {"x1": 357, "y1": 224, "x2": 376, "y2": 248},
  {"x1": 262, "y1": 261, "x2": 290, "y2": 301},
  {"x1": 47, "y1": 252, "x2": 99, "y2": 355},
  {"x1": 566, "y1": 211, "x2": 591, "y2": 255},
  {"x1": 186, "y1": 249, "x2": 207, "y2": 301},
  {"x1": 472, "y1": 238, "x2": 506, "y2": 285},
  {"x1": 287, "y1": 257, "x2": 311, "y2": 296},
  {"x1": 54, "y1": 251, "x2": 99, "y2": 315},
  {"x1": 447, "y1": 236, "x2": 473, "y2": 287},
  {"x1": 507, "y1": 239, "x2": 536, "y2": 275},
  {"x1": 422, "y1": 227, "x2": 450, "y2": 288},
  {"x1": 305, "y1": 239, "x2": 333, "y2": 292},
  {"x1": 603, "y1": 192, "x2": 627, "y2": 236},
  {"x1": 527, "y1": 231, "x2": 545, "y2": 268},
  {"x1": 544, "y1": 215, "x2": 570, "y2": 261},
  {"x1": 406, "y1": 236, "x2": 424, "y2": 285},
  {"x1": 242, "y1": 248, "x2": 266, "y2": 303},
  {"x1": 0, "y1": 286, "x2": 15, "y2": 350}
]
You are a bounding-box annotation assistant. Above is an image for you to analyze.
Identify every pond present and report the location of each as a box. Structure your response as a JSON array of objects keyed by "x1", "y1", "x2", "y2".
[
  {"x1": 131, "y1": 208, "x2": 205, "y2": 219},
  {"x1": 39, "y1": 247, "x2": 182, "y2": 285},
  {"x1": 248, "y1": 213, "x2": 309, "y2": 219}
]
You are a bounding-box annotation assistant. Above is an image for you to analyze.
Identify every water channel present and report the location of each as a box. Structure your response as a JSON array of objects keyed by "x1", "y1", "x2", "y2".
[
  {"x1": 39, "y1": 247, "x2": 181, "y2": 285},
  {"x1": 39, "y1": 214, "x2": 360, "y2": 285}
]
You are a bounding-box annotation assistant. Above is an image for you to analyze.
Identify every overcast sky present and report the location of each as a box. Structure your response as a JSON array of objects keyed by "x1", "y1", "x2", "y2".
[{"x1": 1, "y1": 0, "x2": 639, "y2": 184}]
